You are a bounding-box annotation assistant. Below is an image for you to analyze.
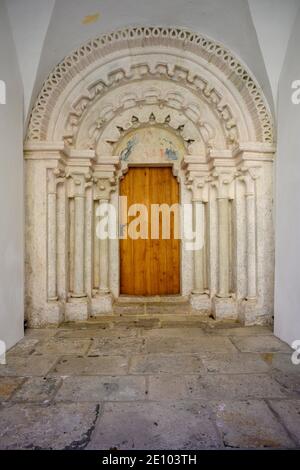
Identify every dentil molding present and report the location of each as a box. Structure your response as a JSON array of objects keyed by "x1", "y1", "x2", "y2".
[{"x1": 25, "y1": 26, "x2": 274, "y2": 145}]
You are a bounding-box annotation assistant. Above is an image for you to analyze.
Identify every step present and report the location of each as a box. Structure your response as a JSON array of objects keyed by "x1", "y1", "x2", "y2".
[
  {"x1": 115, "y1": 295, "x2": 190, "y2": 305},
  {"x1": 62, "y1": 312, "x2": 211, "y2": 329},
  {"x1": 113, "y1": 304, "x2": 195, "y2": 315}
]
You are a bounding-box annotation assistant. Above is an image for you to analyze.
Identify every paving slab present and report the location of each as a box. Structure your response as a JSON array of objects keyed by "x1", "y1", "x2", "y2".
[
  {"x1": 231, "y1": 335, "x2": 291, "y2": 353},
  {"x1": 0, "y1": 377, "x2": 24, "y2": 400},
  {"x1": 24, "y1": 328, "x2": 58, "y2": 339},
  {"x1": 0, "y1": 356, "x2": 57, "y2": 377},
  {"x1": 54, "y1": 327, "x2": 138, "y2": 339},
  {"x1": 141, "y1": 327, "x2": 206, "y2": 338},
  {"x1": 129, "y1": 354, "x2": 204, "y2": 375},
  {"x1": 145, "y1": 336, "x2": 237, "y2": 354},
  {"x1": 186, "y1": 373, "x2": 288, "y2": 399},
  {"x1": 88, "y1": 337, "x2": 144, "y2": 356},
  {"x1": 33, "y1": 338, "x2": 92, "y2": 356},
  {"x1": 205, "y1": 326, "x2": 273, "y2": 336},
  {"x1": 87, "y1": 401, "x2": 221, "y2": 450},
  {"x1": 211, "y1": 400, "x2": 295, "y2": 448},
  {"x1": 12, "y1": 377, "x2": 62, "y2": 403},
  {"x1": 48, "y1": 355, "x2": 128, "y2": 376},
  {"x1": 0, "y1": 402, "x2": 101, "y2": 449},
  {"x1": 202, "y1": 353, "x2": 270, "y2": 374},
  {"x1": 270, "y1": 369, "x2": 300, "y2": 396},
  {"x1": 55, "y1": 376, "x2": 146, "y2": 402},
  {"x1": 262, "y1": 352, "x2": 299, "y2": 373},
  {"x1": 262, "y1": 353, "x2": 300, "y2": 397},
  {"x1": 148, "y1": 375, "x2": 188, "y2": 400},
  {"x1": 7, "y1": 338, "x2": 39, "y2": 356},
  {"x1": 268, "y1": 399, "x2": 300, "y2": 445}
]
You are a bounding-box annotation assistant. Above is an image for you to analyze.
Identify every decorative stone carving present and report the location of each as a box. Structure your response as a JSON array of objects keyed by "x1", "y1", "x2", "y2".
[
  {"x1": 26, "y1": 26, "x2": 273, "y2": 144},
  {"x1": 71, "y1": 80, "x2": 231, "y2": 152},
  {"x1": 23, "y1": 27, "x2": 276, "y2": 327}
]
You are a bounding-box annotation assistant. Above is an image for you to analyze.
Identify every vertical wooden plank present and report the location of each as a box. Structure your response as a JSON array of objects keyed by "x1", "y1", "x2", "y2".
[{"x1": 120, "y1": 167, "x2": 180, "y2": 295}]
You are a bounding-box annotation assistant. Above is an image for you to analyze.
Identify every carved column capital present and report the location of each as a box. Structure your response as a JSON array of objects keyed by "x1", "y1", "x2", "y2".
[
  {"x1": 67, "y1": 172, "x2": 88, "y2": 198},
  {"x1": 93, "y1": 177, "x2": 117, "y2": 201},
  {"x1": 211, "y1": 170, "x2": 235, "y2": 199},
  {"x1": 186, "y1": 174, "x2": 209, "y2": 201},
  {"x1": 236, "y1": 166, "x2": 260, "y2": 195},
  {"x1": 47, "y1": 166, "x2": 66, "y2": 194},
  {"x1": 182, "y1": 155, "x2": 210, "y2": 201}
]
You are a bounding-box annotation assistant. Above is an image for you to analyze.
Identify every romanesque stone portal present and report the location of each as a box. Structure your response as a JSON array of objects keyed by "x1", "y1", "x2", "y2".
[{"x1": 24, "y1": 26, "x2": 275, "y2": 327}]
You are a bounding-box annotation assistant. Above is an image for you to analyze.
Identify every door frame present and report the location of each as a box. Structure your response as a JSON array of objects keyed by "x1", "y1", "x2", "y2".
[{"x1": 108, "y1": 160, "x2": 192, "y2": 299}]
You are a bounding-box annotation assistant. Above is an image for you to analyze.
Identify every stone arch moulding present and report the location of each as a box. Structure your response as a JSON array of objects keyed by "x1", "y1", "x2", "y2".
[{"x1": 24, "y1": 26, "x2": 276, "y2": 327}]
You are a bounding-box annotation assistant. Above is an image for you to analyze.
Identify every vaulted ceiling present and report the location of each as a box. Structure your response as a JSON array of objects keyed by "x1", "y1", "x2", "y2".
[{"x1": 5, "y1": 0, "x2": 300, "y2": 120}]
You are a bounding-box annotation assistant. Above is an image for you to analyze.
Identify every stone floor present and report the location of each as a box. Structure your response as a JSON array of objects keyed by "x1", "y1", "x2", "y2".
[{"x1": 0, "y1": 311, "x2": 299, "y2": 450}]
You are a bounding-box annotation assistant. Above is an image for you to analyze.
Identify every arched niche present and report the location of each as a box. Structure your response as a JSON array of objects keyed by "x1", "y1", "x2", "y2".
[{"x1": 24, "y1": 26, "x2": 275, "y2": 327}]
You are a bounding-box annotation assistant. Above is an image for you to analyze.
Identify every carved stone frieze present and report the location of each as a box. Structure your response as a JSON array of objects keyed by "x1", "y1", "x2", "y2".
[{"x1": 25, "y1": 26, "x2": 274, "y2": 145}]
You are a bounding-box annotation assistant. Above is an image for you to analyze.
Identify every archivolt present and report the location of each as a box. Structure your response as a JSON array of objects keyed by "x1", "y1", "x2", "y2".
[{"x1": 26, "y1": 26, "x2": 274, "y2": 145}]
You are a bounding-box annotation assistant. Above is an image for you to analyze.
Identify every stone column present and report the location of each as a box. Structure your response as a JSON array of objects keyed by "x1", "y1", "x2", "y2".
[
  {"x1": 240, "y1": 167, "x2": 258, "y2": 300},
  {"x1": 217, "y1": 196, "x2": 230, "y2": 297},
  {"x1": 188, "y1": 177, "x2": 207, "y2": 295},
  {"x1": 235, "y1": 145, "x2": 275, "y2": 327},
  {"x1": 212, "y1": 170, "x2": 237, "y2": 319},
  {"x1": 47, "y1": 167, "x2": 65, "y2": 301},
  {"x1": 71, "y1": 174, "x2": 87, "y2": 298},
  {"x1": 94, "y1": 179, "x2": 116, "y2": 295},
  {"x1": 65, "y1": 168, "x2": 92, "y2": 321},
  {"x1": 193, "y1": 198, "x2": 206, "y2": 294},
  {"x1": 213, "y1": 172, "x2": 234, "y2": 298},
  {"x1": 182, "y1": 157, "x2": 210, "y2": 311},
  {"x1": 98, "y1": 196, "x2": 110, "y2": 294},
  {"x1": 91, "y1": 157, "x2": 120, "y2": 315},
  {"x1": 47, "y1": 176, "x2": 58, "y2": 301},
  {"x1": 245, "y1": 192, "x2": 256, "y2": 299}
]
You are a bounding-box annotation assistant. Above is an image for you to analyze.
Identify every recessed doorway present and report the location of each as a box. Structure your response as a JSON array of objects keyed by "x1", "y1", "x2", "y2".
[{"x1": 120, "y1": 167, "x2": 180, "y2": 295}]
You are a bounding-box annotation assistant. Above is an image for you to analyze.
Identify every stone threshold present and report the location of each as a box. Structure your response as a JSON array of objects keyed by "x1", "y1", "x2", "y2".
[
  {"x1": 115, "y1": 295, "x2": 190, "y2": 304},
  {"x1": 60, "y1": 312, "x2": 239, "y2": 330}
]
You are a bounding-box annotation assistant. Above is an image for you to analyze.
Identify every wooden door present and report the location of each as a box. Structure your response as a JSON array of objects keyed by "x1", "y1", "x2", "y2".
[{"x1": 120, "y1": 167, "x2": 180, "y2": 295}]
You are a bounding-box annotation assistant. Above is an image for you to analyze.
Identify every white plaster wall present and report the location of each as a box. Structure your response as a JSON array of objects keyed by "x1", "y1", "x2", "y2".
[
  {"x1": 0, "y1": 1, "x2": 24, "y2": 349},
  {"x1": 5, "y1": 0, "x2": 273, "y2": 121},
  {"x1": 5, "y1": 0, "x2": 55, "y2": 119},
  {"x1": 274, "y1": 9, "x2": 300, "y2": 346},
  {"x1": 248, "y1": 0, "x2": 299, "y2": 107}
]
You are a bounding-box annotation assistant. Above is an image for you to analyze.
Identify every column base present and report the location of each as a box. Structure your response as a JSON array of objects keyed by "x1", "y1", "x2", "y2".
[
  {"x1": 27, "y1": 300, "x2": 64, "y2": 327},
  {"x1": 238, "y1": 298, "x2": 271, "y2": 326},
  {"x1": 91, "y1": 293, "x2": 113, "y2": 315},
  {"x1": 65, "y1": 297, "x2": 90, "y2": 322},
  {"x1": 212, "y1": 296, "x2": 238, "y2": 320},
  {"x1": 190, "y1": 293, "x2": 211, "y2": 312}
]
